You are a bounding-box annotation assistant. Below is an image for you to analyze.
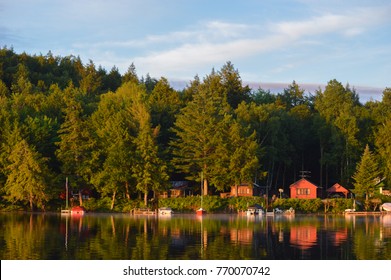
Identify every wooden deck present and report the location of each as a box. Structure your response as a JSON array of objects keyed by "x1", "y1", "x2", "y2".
[
  {"x1": 345, "y1": 211, "x2": 388, "y2": 215},
  {"x1": 131, "y1": 208, "x2": 157, "y2": 215}
]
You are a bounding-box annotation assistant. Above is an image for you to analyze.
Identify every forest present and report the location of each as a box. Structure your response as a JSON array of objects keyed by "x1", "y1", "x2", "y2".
[{"x1": 0, "y1": 46, "x2": 390, "y2": 212}]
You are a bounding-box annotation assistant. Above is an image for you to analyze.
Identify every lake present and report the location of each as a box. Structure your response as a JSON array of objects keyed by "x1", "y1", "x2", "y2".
[{"x1": 1, "y1": 212, "x2": 390, "y2": 260}]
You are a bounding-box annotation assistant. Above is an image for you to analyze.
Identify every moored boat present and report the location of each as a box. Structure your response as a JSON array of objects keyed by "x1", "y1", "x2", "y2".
[
  {"x1": 158, "y1": 207, "x2": 173, "y2": 215},
  {"x1": 381, "y1": 202, "x2": 391, "y2": 212},
  {"x1": 71, "y1": 206, "x2": 86, "y2": 215},
  {"x1": 246, "y1": 204, "x2": 264, "y2": 216},
  {"x1": 196, "y1": 208, "x2": 207, "y2": 216}
]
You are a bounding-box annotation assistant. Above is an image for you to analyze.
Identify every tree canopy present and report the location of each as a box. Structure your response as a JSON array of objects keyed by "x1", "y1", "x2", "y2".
[{"x1": 0, "y1": 47, "x2": 390, "y2": 210}]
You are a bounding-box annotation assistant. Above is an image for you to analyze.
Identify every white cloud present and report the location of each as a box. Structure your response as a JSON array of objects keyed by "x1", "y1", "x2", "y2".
[{"x1": 128, "y1": 5, "x2": 390, "y2": 79}]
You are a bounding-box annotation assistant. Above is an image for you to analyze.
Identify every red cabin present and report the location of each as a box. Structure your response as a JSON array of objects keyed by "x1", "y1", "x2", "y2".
[
  {"x1": 326, "y1": 183, "x2": 350, "y2": 198},
  {"x1": 289, "y1": 178, "x2": 319, "y2": 199}
]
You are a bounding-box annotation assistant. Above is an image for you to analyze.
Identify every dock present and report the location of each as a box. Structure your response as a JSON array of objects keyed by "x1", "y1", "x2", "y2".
[
  {"x1": 61, "y1": 209, "x2": 71, "y2": 215},
  {"x1": 345, "y1": 211, "x2": 387, "y2": 215},
  {"x1": 131, "y1": 208, "x2": 157, "y2": 215}
]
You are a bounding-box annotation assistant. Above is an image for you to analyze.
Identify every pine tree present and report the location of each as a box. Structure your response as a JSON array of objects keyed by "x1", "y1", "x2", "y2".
[
  {"x1": 352, "y1": 144, "x2": 381, "y2": 203},
  {"x1": 55, "y1": 85, "x2": 96, "y2": 205},
  {"x1": 213, "y1": 120, "x2": 259, "y2": 192},
  {"x1": 90, "y1": 83, "x2": 138, "y2": 208},
  {"x1": 131, "y1": 86, "x2": 168, "y2": 206},
  {"x1": 171, "y1": 72, "x2": 233, "y2": 194},
  {"x1": 5, "y1": 139, "x2": 52, "y2": 210}
]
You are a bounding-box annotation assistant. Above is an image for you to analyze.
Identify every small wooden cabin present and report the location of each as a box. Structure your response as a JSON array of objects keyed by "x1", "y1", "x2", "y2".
[
  {"x1": 159, "y1": 181, "x2": 191, "y2": 198},
  {"x1": 230, "y1": 183, "x2": 261, "y2": 197},
  {"x1": 326, "y1": 183, "x2": 350, "y2": 198},
  {"x1": 289, "y1": 178, "x2": 319, "y2": 199}
]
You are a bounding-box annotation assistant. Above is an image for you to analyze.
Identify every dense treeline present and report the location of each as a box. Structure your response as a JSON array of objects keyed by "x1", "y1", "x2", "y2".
[{"x1": 0, "y1": 47, "x2": 390, "y2": 211}]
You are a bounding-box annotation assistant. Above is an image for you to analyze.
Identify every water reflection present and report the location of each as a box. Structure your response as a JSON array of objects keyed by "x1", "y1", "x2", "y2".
[
  {"x1": 290, "y1": 225, "x2": 317, "y2": 249},
  {"x1": 0, "y1": 213, "x2": 390, "y2": 260}
]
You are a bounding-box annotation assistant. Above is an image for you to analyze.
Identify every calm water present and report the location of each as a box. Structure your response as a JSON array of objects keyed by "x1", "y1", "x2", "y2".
[{"x1": 0, "y1": 212, "x2": 390, "y2": 260}]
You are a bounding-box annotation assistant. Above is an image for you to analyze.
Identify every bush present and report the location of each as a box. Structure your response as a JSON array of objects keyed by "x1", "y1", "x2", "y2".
[
  {"x1": 272, "y1": 198, "x2": 323, "y2": 213},
  {"x1": 227, "y1": 196, "x2": 266, "y2": 211}
]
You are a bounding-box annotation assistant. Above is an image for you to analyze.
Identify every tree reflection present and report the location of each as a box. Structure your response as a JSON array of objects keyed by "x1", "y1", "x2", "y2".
[{"x1": 0, "y1": 213, "x2": 390, "y2": 260}]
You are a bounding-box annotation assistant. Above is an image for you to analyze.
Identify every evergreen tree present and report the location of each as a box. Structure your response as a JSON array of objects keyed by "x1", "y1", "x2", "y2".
[
  {"x1": 90, "y1": 83, "x2": 138, "y2": 208},
  {"x1": 79, "y1": 60, "x2": 102, "y2": 96},
  {"x1": 375, "y1": 118, "x2": 391, "y2": 187},
  {"x1": 101, "y1": 66, "x2": 122, "y2": 92},
  {"x1": 148, "y1": 77, "x2": 181, "y2": 153},
  {"x1": 213, "y1": 120, "x2": 259, "y2": 192},
  {"x1": 171, "y1": 72, "x2": 232, "y2": 194},
  {"x1": 130, "y1": 85, "x2": 168, "y2": 206},
  {"x1": 122, "y1": 63, "x2": 139, "y2": 85},
  {"x1": 219, "y1": 61, "x2": 251, "y2": 109},
  {"x1": 55, "y1": 85, "x2": 96, "y2": 205},
  {"x1": 352, "y1": 144, "x2": 381, "y2": 203},
  {"x1": 5, "y1": 139, "x2": 52, "y2": 210},
  {"x1": 315, "y1": 79, "x2": 361, "y2": 185}
]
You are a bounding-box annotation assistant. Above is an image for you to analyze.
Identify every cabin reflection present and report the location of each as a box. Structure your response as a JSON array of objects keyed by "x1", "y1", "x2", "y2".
[
  {"x1": 331, "y1": 228, "x2": 348, "y2": 246},
  {"x1": 290, "y1": 225, "x2": 317, "y2": 249},
  {"x1": 60, "y1": 214, "x2": 89, "y2": 236},
  {"x1": 230, "y1": 228, "x2": 253, "y2": 245}
]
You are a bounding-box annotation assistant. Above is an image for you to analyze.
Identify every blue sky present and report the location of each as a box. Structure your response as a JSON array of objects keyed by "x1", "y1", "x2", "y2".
[{"x1": 1, "y1": 0, "x2": 390, "y2": 100}]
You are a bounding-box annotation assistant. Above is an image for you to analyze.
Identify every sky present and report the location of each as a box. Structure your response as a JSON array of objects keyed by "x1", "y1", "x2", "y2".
[{"x1": 1, "y1": 0, "x2": 390, "y2": 101}]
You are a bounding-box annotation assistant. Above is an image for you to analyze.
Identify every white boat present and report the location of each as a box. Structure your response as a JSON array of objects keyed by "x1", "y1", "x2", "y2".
[
  {"x1": 273, "y1": 207, "x2": 295, "y2": 215},
  {"x1": 246, "y1": 205, "x2": 264, "y2": 215},
  {"x1": 381, "y1": 203, "x2": 391, "y2": 212},
  {"x1": 158, "y1": 207, "x2": 173, "y2": 215}
]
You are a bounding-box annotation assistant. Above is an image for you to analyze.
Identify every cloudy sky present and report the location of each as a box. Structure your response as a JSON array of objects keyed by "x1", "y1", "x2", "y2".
[{"x1": 1, "y1": 0, "x2": 390, "y2": 100}]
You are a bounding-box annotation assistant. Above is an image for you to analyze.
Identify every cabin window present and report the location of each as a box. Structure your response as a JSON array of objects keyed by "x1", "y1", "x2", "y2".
[{"x1": 297, "y1": 188, "x2": 310, "y2": 195}]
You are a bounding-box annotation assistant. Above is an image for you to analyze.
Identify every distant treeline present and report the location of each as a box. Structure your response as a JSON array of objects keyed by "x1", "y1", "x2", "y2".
[{"x1": 0, "y1": 47, "x2": 390, "y2": 211}]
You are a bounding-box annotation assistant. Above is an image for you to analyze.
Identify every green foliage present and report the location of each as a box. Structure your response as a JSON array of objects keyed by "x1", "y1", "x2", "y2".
[
  {"x1": 171, "y1": 72, "x2": 229, "y2": 187},
  {"x1": 227, "y1": 196, "x2": 266, "y2": 211},
  {"x1": 4, "y1": 139, "x2": 53, "y2": 210},
  {"x1": 352, "y1": 144, "x2": 381, "y2": 202},
  {"x1": 1, "y1": 48, "x2": 390, "y2": 211},
  {"x1": 314, "y1": 80, "x2": 361, "y2": 185},
  {"x1": 272, "y1": 198, "x2": 323, "y2": 213},
  {"x1": 375, "y1": 117, "x2": 391, "y2": 187}
]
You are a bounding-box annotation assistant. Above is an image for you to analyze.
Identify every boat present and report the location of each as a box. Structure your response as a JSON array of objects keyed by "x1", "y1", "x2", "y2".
[
  {"x1": 284, "y1": 207, "x2": 295, "y2": 215},
  {"x1": 381, "y1": 203, "x2": 391, "y2": 212},
  {"x1": 246, "y1": 204, "x2": 264, "y2": 215},
  {"x1": 266, "y1": 211, "x2": 274, "y2": 216},
  {"x1": 272, "y1": 207, "x2": 295, "y2": 215},
  {"x1": 158, "y1": 207, "x2": 173, "y2": 215},
  {"x1": 71, "y1": 206, "x2": 86, "y2": 215},
  {"x1": 196, "y1": 208, "x2": 207, "y2": 216}
]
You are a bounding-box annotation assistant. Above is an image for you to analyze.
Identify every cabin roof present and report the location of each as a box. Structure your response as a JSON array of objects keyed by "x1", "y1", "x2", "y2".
[
  {"x1": 289, "y1": 178, "x2": 319, "y2": 189},
  {"x1": 326, "y1": 183, "x2": 349, "y2": 194}
]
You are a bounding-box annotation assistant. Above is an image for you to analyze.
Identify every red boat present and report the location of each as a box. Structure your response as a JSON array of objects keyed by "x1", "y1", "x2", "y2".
[
  {"x1": 71, "y1": 206, "x2": 86, "y2": 216},
  {"x1": 196, "y1": 208, "x2": 206, "y2": 215}
]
